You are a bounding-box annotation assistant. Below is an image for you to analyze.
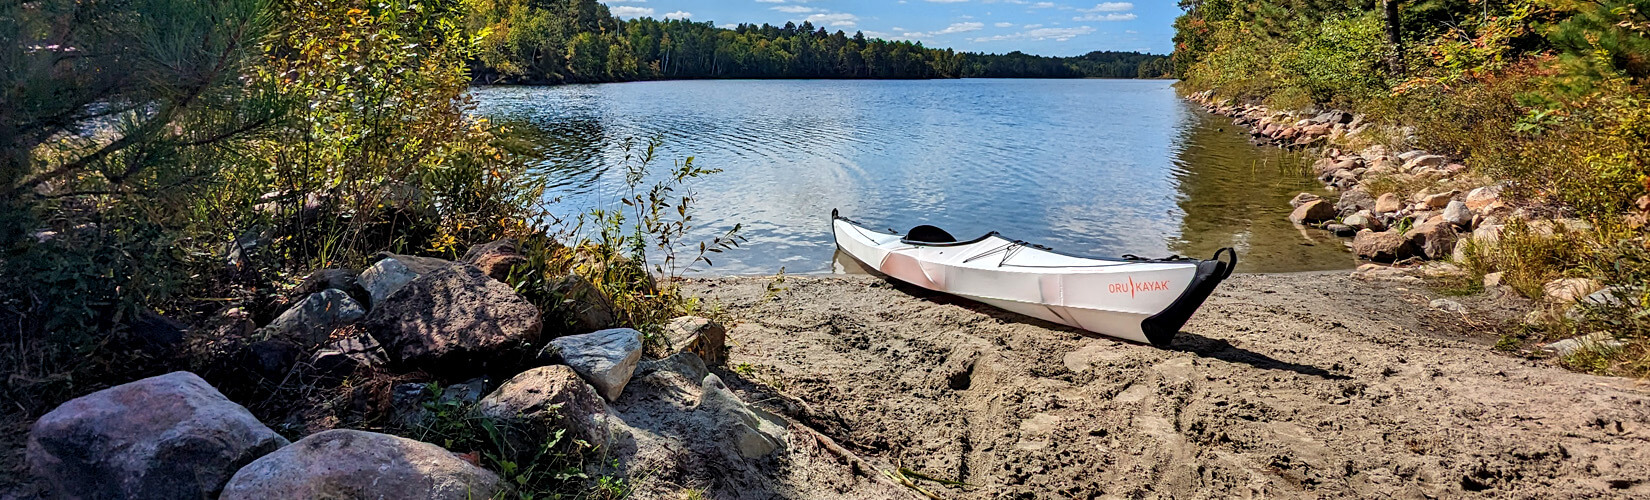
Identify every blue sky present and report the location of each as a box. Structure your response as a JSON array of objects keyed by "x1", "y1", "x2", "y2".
[{"x1": 599, "y1": 0, "x2": 1179, "y2": 56}]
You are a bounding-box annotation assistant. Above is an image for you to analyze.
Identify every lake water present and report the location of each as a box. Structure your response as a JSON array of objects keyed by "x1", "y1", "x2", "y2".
[{"x1": 472, "y1": 79, "x2": 1356, "y2": 275}]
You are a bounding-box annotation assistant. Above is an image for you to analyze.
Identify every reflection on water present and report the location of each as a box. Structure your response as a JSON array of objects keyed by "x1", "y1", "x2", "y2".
[{"x1": 473, "y1": 79, "x2": 1355, "y2": 275}]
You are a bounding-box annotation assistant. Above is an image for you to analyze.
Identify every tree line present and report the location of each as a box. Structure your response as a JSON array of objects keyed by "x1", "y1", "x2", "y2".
[{"x1": 470, "y1": 0, "x2": 1170, "y2": 84}]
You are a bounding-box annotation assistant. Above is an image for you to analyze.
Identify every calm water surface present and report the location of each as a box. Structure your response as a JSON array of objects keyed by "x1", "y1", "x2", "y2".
[{"x1": 472, "y1": 79, "x2": 1356, "y2": 274}]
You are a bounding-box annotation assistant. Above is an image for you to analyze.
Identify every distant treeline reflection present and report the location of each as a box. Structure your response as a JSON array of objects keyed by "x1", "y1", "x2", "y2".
[{"x1": 471, "y1": 0, "x2": 1172, "y2": 84}]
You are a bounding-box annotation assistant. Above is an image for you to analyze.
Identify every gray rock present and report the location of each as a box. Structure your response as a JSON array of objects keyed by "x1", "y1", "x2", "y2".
[
  {"x1": 1342, "y1": 211, "x2": 1384, "y2": 231},
  {"x1": 1442, "y1": 200, "x2": 1472, "y2": 228},
  {"x1": 364, "y1": 265, "x2": 542, "y2": 376},
  {"x1": 1397, "y1": 150, "x2": 1426, "y2": 162},
  {"x1": 28, "y1": 372, "x2": 288, "y2": 500},
  {"x1": 1325, "y1": 223, "x2": 1356, "y2": 236},
  {"x1": 1429, "y1": 298, "x2": 1466, "y2": 314},
  {"x1": 359, "y1": 258, "x2": 420, "y2": 309},
  {"x1": 389, "y1": 378, "x2": 490, "y2": 429},
  {"x1": 358, "y1": 254, "x2": 461, "y2": 308},
  {"x1": 475, "y1": 365, "x2": 610, "y2": 445},
  {"x1": 1289, "y1": 199, "x2": 1338, "y2": 224},
  {"x1": 260, "y1": 289, "x2": 365, "y2": 345},
  {"x1": 288, "y1": 269, "x2": 369, "y2": 312},
  {"x1": 310, "y1": 332, "x2": 389, "y2": 380},
  {"x1": 695, "y1": 374, "x2": 786, "y2": 459},
  {"x1": 1289, "y1": 192, "x2": 1322, "y2": 208},
  {"x1": 220, "y1": 429, "x2": 503, "y2": 500},
  {"x1": 1541, "y1": 332, "x2": 1623, "y2": 358},
  {"x1": 1335, "y1": 190, "x2": 1376, "y2": 215},
  {"x1": 546, "y1": 328, "x2": 644, "y2": 401},
  {"x1": 664, "y1": 316, "x2": 728, "y2": 366}
]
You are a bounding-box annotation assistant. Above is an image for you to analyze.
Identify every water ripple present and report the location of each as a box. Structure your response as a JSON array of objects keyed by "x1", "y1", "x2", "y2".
[{"x1": 472, "y1": 80, "x2": 1355, "y2": 274}]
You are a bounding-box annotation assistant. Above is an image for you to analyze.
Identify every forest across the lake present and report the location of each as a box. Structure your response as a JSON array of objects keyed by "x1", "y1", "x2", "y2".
[{"x1": 468, "y1": 0, "x2": 1172, "y2": 83}]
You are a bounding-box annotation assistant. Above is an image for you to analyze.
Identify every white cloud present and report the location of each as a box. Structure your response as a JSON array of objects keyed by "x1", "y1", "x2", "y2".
[
  {"x1": 926, "y1": 0, "x2": 969, "y2": 3},
  {"x1": 1079, "y1": 1, "x2": 1132, "y2": 11},
  {"x1": 1029, "y1": 2, "x2": 1056, "y2": 8},
  {"x1": 755, "y1": 0, "x2": 784, "y2": 3},
  {"x1": 971, "y1": 25, "x2": 1095, "y2": 42},
  {"x1": 663, "y1": 10, "x2": 691, "y2": 19},
  {"x1": 1023, "y1": 23, "x2": 1043, "y2": 28},
  {"x1": 610, "y1": 5, "x2": 654, "y2": 17},
  {"x1": 805, "y1": 12, "x2": 859, "y2": 27},
  {"x1": 1072, "y1": 12, "x2": 1134, "y2": 21},
  {"x1": 772, "y1": 5, "x2": 815, "y2": 12},
  {"x1": 994, "y1": 22, "x2": 1015, "y2": 27},
  {"x1": 902, "y1": 21, "x2": 985, "y2": 37}
]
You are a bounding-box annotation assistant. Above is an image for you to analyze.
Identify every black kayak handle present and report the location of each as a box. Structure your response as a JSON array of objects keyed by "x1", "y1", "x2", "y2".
[{"x1": 1213, "y1": 247, "x2": 1238, "y2": 278}]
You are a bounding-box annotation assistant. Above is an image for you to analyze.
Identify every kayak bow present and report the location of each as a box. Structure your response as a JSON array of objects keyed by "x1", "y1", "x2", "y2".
[{"x1": 831, "y1": 209, "x2": 1235, "y2": 346}]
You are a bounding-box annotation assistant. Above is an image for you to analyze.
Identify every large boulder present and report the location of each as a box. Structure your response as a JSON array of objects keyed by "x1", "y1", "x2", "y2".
[
  {"x1": 1288, "y1": 192, "x2": 1322, "y2": 208},
  {"x1": 474, "y1": 365, "x2": 610, "y2": 445},
  {"x1": 695, "y1": 374, "x2": 786, "y2": 459},
  {"x1": 1374, "y1": 193, "x2": 1402, "y2": 214},
  {"x1": 1289, "y1": 199, "x2": 1337, "y2": 224},
  {"x1": 364, "y1": 264, "x2": 542, "y2": 376},
  {"x1": 27, "y1": 372, "x2": 288, "y2": 500},
  {"x1": 463, "y1": 238, "x2": 528, "y2": 282},
  {"x1": 220, "y1": 429, "x2": 503, "y2": 500},
  {"x1": 1334, "y1": 189, "x2": 1376, "y2": 215},
  {"x1": 358, "y1": 254, "x2": 460, "y2": 309},
  {"x1": 1352, "y1": 229, "x2": 1414, "y2": 262},
  {"x1": 545, "y1": 328, "x2": 644, "y2": 401},
  {"x1": 260, "y1": 289, "x2": 366, "y2": 345},
  {"x1": 1406, "y1": 218, "x2": 1459, "y2": 260},
  {"x1": 664, "y1": 316, "x2": 729, "y2": 366}
]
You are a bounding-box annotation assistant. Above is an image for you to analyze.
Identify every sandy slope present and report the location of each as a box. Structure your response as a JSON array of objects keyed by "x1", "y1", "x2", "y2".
[{"x1": 683, "y1": 272, "x2": 1650, "y2": 499}]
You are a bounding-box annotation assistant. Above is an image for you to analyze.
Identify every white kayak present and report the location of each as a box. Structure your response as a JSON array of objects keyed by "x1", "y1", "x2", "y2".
[{"x1": 832, "y1": 209, "x2": 1236, "y2": 346}]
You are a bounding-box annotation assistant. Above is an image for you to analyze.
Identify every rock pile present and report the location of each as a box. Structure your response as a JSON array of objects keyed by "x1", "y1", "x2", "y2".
[
  {"x1": 23, "y1": 239, "x2": 774, "y2": 498},
  {"x1": 1188, "y1": 92, "x2": 1548, "y2": 267},
  {"x1": 1188, "y1": 90, "x2": 1370, "y2": 149}
]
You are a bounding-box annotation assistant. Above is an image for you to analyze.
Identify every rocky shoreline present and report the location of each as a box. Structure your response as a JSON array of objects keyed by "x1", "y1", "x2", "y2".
[
  {"x1": 15, "y1": 244, "x2": 896, "y2": 499},
  {"x1": 1185, "y1": 90, "x2": 1613, "y2": 310}
]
